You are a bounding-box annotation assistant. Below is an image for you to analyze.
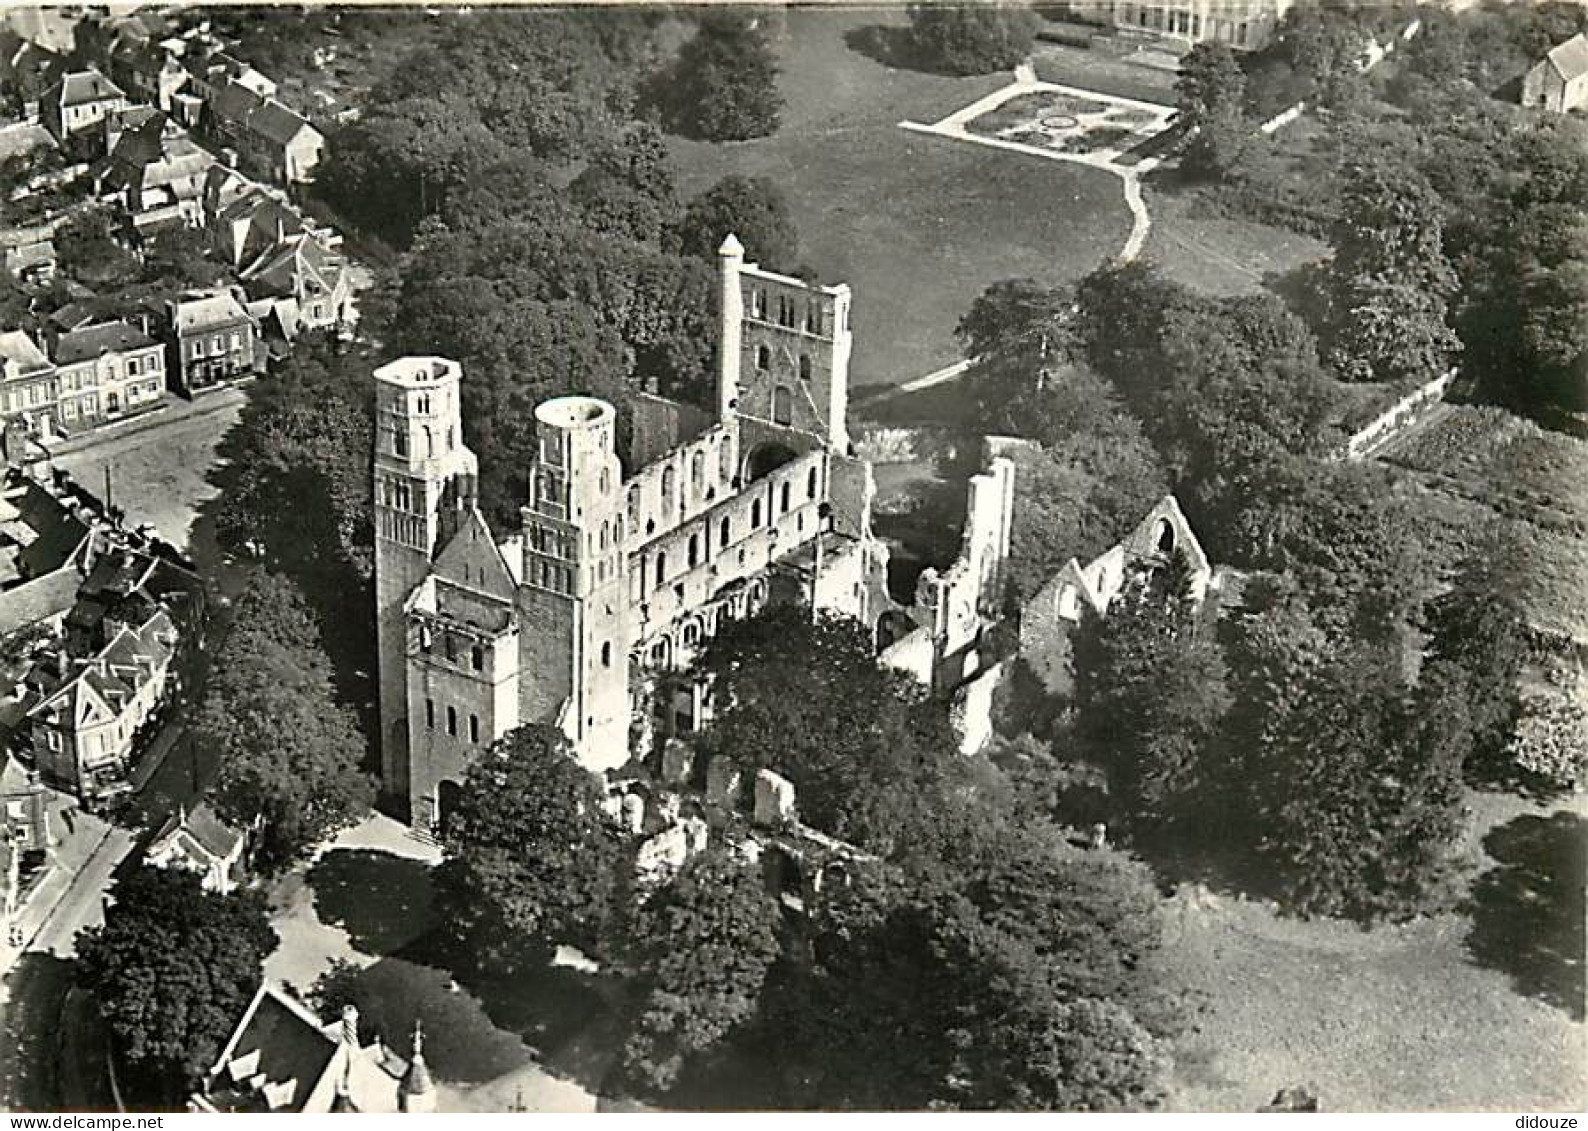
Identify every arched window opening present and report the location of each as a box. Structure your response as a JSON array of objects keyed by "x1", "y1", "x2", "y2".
[
  {"x1": 470, "y1": 645, "x2": 484, "y2": 672},
  {"x1": 756, "y1": 344, "x2": 771, "y2": 371},
  {"x1": 688, "y1": 533, "x2": 700, "y2": 568},
  {"x1": 656, "y1": 552, "x2": 667, "y2": 587},
  {"x1": 601, "y1": 641, "x2": 612, "y2": 668},
  {"x1": 799, "y1": 354, "x2": 812, "y2": 381},
  {"x1": 469, "y1": 714, "x2": 480, "y2": 743},
  {"x1": 447, "y1": 705, "x2": 457, "y2": 736},
  {"x1": 661, "y1": 466, "x2": 676, "y2": 514},
  {"x1": 691, "y1": 450, "x2": 706, "y2": 494},
  {"x1": 425, "y1": 698, "x2": 435, "y2": 729},
  {"x1": 751, "y1": 499, "x2": 763, "y2": 528},
  {"x1": 772, "y1": 385, "x2": 793, "y2": 426},
  {"x1": 720, "y1": 516, "x2": 731, "y2": 547},
  {"x1": 1154, "y1": 518, "x2": 1175, "y2": 554},
  {"x1": 780, "y1": 481, "x2": 791, "y2": 514},
  {"x1": 807, "y1": 466, "x2": 818, "y2": 499}
]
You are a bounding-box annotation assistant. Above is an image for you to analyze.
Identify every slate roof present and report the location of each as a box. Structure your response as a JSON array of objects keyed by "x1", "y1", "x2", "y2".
[
  {"x1": 150, "y1": 802, "x2": 241, "y2": 862},
  {"x1": 52, "y1": 320, "x2": 158, "y2": 366},
  {"x1": 210, "y1": 78, "x2": 262, "y2": 126},
  {"x1": 169, "y1": 291, "x2": 252, "y2": 335},
  {"x1": 207, "y1": 988, "x2": 339, "y2": 1113},
  {"x1": 246, "y1": 99, "x2": 315, "y2": 147},
  {"x1": 57, "y1": 68, "x2": 123, "y2": 107},
  {"x1": 1545, "y1": 33, "x2": 1588, "y2": 81},
  {"x1": 241, "y1": 232, "x2": 344, "y2": 302},
  {"x1": 0, "y1": 331, "x2": 52, "y2": 376}
]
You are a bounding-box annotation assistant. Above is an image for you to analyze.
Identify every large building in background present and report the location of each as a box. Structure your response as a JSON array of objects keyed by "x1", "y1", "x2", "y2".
[
  {"x1": 1108, "y1": 0, "x2": 1295, "y2": 50},
  {"x1": 374, "y1": 237, "x2": 917, "y2": 831}
]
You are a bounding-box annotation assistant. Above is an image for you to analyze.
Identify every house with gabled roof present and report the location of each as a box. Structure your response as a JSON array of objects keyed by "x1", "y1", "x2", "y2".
[
  {"x1": 165, "y1": 288, "x2": 260, "y2": 395},
  {"x1": 192, "y1": 990, "x2": 431, "y2": 1114},
  {"x1": 22, "y1": 603, "x2": 178, "y2": 803},
  {"x1": 206, "y1": 79, "x2": 324, "y2": 187},
  {"x1": 240, "y1": 230, "x2": 354, "y2": 334},
  {"x1": 1523, "y1": 32, "x2": 1588, "y2": 114},
  {"x1": 94, "y1": 111, "x2": 216, "y2": 232},
  {"x1": 146, "y1": 802, "x2": 245, "y2": 893},
  {"x1": 49, "y1": 319, "x2": 167, "y2": 431},
  {"x1": 41, "y1": 68, "x2": 128, "y2": 157}
]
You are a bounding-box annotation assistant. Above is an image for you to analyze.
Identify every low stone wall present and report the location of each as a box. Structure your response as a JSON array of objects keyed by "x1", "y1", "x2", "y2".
[{"x1": 1341, "y1": 369, "x2": 1456, "y2": 461}]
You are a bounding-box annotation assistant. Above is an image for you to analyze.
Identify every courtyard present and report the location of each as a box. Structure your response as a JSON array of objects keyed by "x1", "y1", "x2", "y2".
[{"x1": 936, "y1": 81, "x2": 1176, "y2": 167}]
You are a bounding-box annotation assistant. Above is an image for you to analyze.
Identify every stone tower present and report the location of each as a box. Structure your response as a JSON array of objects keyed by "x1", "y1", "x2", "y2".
[
  {"x1": 516, "y1": 396, "x2": 631, "y2": 770},
  {"x1": 373, "y1": 356, "x2": 478, "y2": 806},
  {"x1": 717, "y1": 232, "x2": 854, "y2": 452}
]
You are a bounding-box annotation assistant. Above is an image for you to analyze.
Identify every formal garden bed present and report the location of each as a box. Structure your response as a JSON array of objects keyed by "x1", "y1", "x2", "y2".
[{"x1": 965, "y1": 87, "x2": 1173, "y2": 158}]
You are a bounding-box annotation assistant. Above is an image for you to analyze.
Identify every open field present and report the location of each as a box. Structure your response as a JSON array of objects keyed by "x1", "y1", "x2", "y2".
[
  {"x1": 1169, "y1": 789, "x2": 1586, "y2": 1112},
  {"x1": 667, "y1": 7, "x2": 1129, "y2": 390},
  {"x1": 1378, "y1": 405, "x2": 1588, "y2": 644},
  {"x1": 1140, "y1": 184, "x2": 1329, "y2": 297}
]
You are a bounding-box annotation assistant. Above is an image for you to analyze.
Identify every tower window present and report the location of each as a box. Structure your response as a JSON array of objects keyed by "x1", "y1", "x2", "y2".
[
  {"x1": 688, "y1": 533, "x2": 700, "y2": 568},
  {"x1": 601, "y1": 641, "x2": 612, "y2": 668},
  {"x1": 425, "y1": 698, "x2": 434, "y2": 729},
  {"x1": 471, "y1": 645, "x2": 483, "y2": 671},
  {"x1": 445, "y1": 636, "x2": 456, "y2": 662},
  {"x1": 656, "y1": 552, "x2": 667, "y2": 587},
  {"x1": 627, "y1": 486, "x2": 640, "y2": 527},
  {"x1": 720, "y1": 515, "x2": 731, "y2": 546},
  {"x1": 751, "y1": 499, "x2": 763, "y2": 528},
  {"x1": 392, "y1": 427, "x2": 407, "y2": 458},
  {"x1": 470, "y1": 714, "x2": 479, "y2": 743},
  {"x1": 780, "y1": 481, "x2": 791, "y2": 514},
  {"x1": 805, "y1": 305, "x2": 822, "y2": 334},
  {"x1": 799, "y1": 354, "x2": 812, "y2": 381},
  {"x1": 807, "y1": 466, "x2": 818, "y2": 499},
  {"x1": 447, "y1": 706, "x2": 457, "y2": 736},
  {"x1": 756, "y1": 344, "x2": 770, "y2": 371},
  {"x1": 691, "y1": 450, "x2": 705, "y2": 493},
  {"x1": 772, "y1": 385, "x2": 793, "y2": 425}
]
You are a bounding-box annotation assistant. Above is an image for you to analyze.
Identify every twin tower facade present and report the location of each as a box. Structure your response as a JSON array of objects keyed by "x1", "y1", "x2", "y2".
[{"x1": 373, "y1": 237, "x2": 888, "y2": 830}]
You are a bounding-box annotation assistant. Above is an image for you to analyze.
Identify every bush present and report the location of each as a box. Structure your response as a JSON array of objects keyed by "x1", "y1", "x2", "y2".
[{"x1": 905, "y1": 2, "x2": 1040, "y2": 75}]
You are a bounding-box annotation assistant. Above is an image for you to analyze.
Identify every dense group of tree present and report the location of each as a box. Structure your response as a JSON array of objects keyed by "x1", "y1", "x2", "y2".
[
  {"x1": 305, "y1": 9, "x2": 805, "y2": 528},
  {"x1": 191, "y1": 570, "x2": 375, "y2": 870},
  {"x1": 1171, "y1": 0, "x2": 1587, "y2": 420},
  {"x1": 75, "y1": 867, "x2": 277, "y2": 1100},
  {"x1": 431, "y1": 598, "x2": 1187, "y2": 1109}
]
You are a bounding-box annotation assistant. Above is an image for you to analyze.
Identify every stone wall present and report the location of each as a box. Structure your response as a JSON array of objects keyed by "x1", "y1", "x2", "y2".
[{"x1": 1340, "y1": 369, "x2": 1456, "y2": 461}]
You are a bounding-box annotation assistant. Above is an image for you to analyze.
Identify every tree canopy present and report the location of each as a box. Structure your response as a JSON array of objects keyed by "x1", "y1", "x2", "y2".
[
  {"x1": 652, "y1": 13, "x2": 784, "y2": 141},
  {"x1": 195, "y1": 570, "x2": 375, "y2": 871},
  {"x1": 436, "y1": 724, "x2": 624, "y2": 966},
  {"x1": 674, "y1": 175, "x2": 800, "y2": 272},
  {"x1": 76, "y1": 867, "x2": 277, "y2": 1096},
  {"x1": 905, "y1": 2, "x2": 1040, "y2": 75}
]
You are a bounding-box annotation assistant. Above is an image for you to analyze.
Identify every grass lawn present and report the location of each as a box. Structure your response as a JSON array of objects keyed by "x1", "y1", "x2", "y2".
[
  {"x1": 1168, "y1": 789, "x2": 1586, "y2": 1112},
  {"x1": 667, "y1": 7, "x2": 1129, "y2": 390},
  {"x1": 1140, "y1": 182, "x2": 1329, "y2": 297}
]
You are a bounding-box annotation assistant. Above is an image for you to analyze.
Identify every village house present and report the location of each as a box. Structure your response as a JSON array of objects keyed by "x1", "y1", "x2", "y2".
[
  {"x1": 7, "y1": 522, "x2": 205, "y2": 805},
  {"x1": 95, "y1": 110, "x2": 216, "y2": 234},
  {"x1": 146, "y1": 803, "x2": 245, "y2": 894},
  {"x1": 0, "y1": 331, "x2": 59, "y2": 440},
  {"x1": 21, "y1": 603, "x2": 176, "y2": 804},
  {"x1": 240, "y1": 229, "x2": 355, "y2": 334},
  {"x1": 208, "y1": 182, "x2": 306, "y2": 267},
  {"x1": 207, "y1": 79, "x2": 324, "y2": 187},
  {"x1": 1522, "y1": 32, "x2": 1588, "y2": 114},
  {"x1": 48, "y1": 319, "x2": 167, "y2": 431},
  {"x1": 194, "y1": 994, "x2": 432, "y2": 1114},
  {"x1": 166, "y1": 289, "x2": 259, "y2": 395},
  {"x1": 0, "y1": 471, "x2": 91, "y2": 638},
  {"x1": 40, "y1": 68, "x2": 128, "y2": 157}
]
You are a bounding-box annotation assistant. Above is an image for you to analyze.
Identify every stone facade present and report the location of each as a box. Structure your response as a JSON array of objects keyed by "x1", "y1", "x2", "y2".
[
  {"x1": 375, "y1": 238, "x2": 898, "y2": 831},
  {"x1": 1523, "y1": 33, "x2": 1588, "y2": 114}
]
